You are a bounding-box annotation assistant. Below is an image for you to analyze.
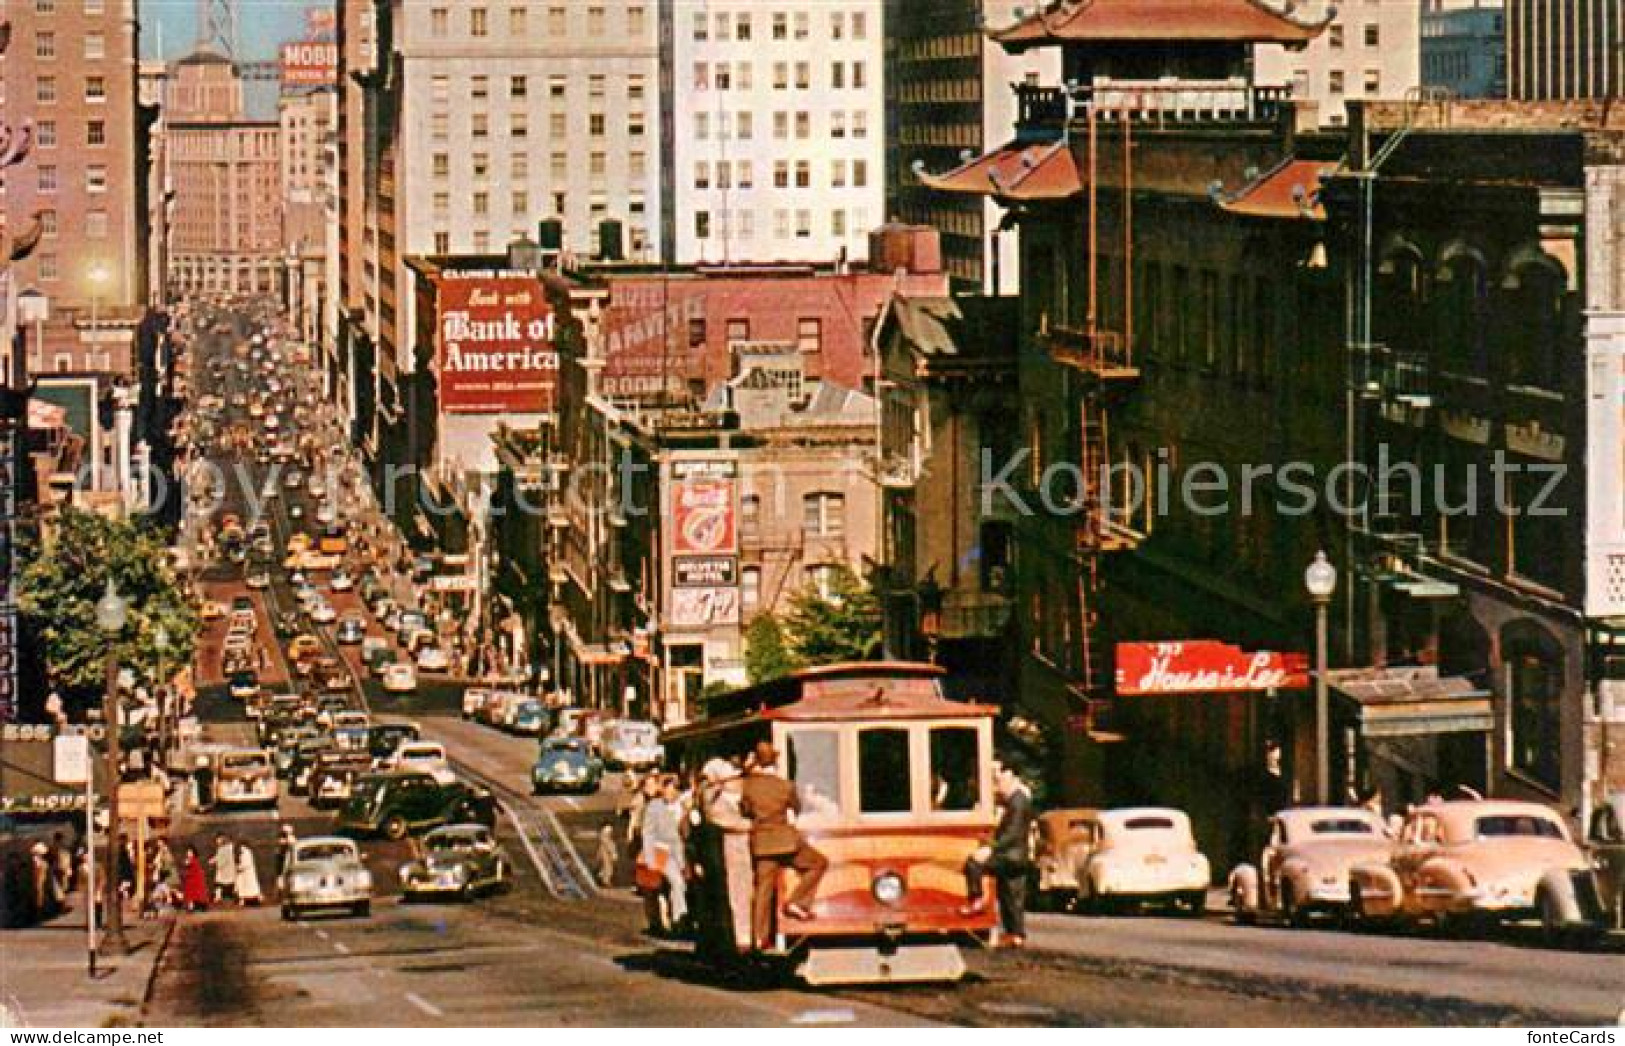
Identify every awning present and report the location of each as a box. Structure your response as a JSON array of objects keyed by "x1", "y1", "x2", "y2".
[
  {"x1": 1326, "y1": 665, "x2": 1492, "y2": 739},
  {"x1": 1217, "y1": 159, "x2": 1337, "y2": 222},
  {"x1": 916, "y1": 140, "x2": 1081, "y2": 202}
]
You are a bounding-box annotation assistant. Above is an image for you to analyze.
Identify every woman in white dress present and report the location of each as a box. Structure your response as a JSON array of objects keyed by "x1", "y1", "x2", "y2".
[{"x1": 235, "y1": 842, "x2": 263, "y2": 907}]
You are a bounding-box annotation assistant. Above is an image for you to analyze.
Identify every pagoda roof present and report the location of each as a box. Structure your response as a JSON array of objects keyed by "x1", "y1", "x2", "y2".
[
  {"x1": 1218, "y1": 158, "x2": 1338, "y2": 221},
  {"x1": 993, "y1": 0, "x2": 1326, "y2": 51},
  {"x1": 916, "y1": 139, "x2": 1082, "y2": 202}
]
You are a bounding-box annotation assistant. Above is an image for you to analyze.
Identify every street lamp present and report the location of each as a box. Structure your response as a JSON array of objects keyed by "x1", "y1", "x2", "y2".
[
  {"x1": 1304, "y1": 551, "x2": 1337, "y2": 806},
  {"x1": 94, "y1": 578, "x2": 129, "y2": 956}
]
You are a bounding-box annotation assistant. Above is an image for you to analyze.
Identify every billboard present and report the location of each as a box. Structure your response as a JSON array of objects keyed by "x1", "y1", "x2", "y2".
[
  {"x1": 1115, "y1": 641, "x2": 1309, "y2": 696},
  {"x1": 600, "y1": 295, "x2": 703, "y2": 399},
  {"x1": 435, "y1": 273, "x2": 559, "y2": 414},
  {"x1": 280, "y1": 40, "x2": 338, "y2": 87},
  {"x1": 668, "y1": 466, "x2": 738, "y2": 628}
]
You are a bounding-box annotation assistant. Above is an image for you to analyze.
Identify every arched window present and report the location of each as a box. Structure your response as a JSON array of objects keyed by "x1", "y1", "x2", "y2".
[
  {"x1": 1499, "y1": 250, "x2": 1567, "y2": 391},
  {"x1": 1434, "y1": 247, "x2": 1488, "y2": 376},
  {"x1": 1375, "y1": 244, "x2": 1425, "y2": 357}
]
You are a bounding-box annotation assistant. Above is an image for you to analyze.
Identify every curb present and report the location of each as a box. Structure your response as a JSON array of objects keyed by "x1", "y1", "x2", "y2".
[{"x1": 137, "y1": 915, "x2": 179, "y2": 1025}]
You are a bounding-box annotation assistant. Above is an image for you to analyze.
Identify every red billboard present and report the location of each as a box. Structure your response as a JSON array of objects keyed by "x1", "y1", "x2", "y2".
[
  {"x1": 435, "y1": 273, "x2": 559, "y2": 414},
  {"x1": 280, "y1": 40, "x2": 338, "y2": 87},
  {"x1": 671, "y1": 478, "x2": 736, "y2": 556},
  {"x1": 1115, "y1": 641, "x2": 1309, "y2": 696}
]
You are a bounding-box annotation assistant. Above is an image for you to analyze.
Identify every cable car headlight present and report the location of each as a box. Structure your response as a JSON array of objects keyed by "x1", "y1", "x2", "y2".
[{"x1": 872, "y1": 871, "x2": 906, "y2": 906}]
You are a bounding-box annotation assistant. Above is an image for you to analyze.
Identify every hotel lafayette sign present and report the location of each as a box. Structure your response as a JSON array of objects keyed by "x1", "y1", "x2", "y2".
[
  {"x1": 435, "y1": 272, "x2": 559, "y2": 414},
  {"x1": 1115, "y1": 641, "x2": 1309, "y2": 696}
]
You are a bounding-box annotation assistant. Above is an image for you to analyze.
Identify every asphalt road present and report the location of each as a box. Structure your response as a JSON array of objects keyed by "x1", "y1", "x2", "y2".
[{"x1": 146, "y1": 301, "x2": 1625, "y2": 1027}]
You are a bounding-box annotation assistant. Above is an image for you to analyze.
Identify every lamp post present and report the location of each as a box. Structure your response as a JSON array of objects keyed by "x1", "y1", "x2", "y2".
[
  {"x1": 1304, "y1": 551, "x2": 1337, "y2": 805},
  {"x1": 95, "y1": 578, "x2": 129, "y2": 956}
]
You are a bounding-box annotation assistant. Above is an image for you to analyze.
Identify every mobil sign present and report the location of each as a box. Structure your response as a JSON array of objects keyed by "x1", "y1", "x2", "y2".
[
  {"x1": 1115, "y1": 641, "x2": 1309, "y2": 696},
  {"x1": 435, "y1": 273, "x2": 559, "y2": 414},
  {"x1": 280, "y1": 40, "x2": 338, "y2": 87}
]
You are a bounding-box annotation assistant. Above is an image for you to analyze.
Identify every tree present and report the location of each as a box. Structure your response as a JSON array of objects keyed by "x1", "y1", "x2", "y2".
[
  {"x1": 18, "y1": 509, "x2": 199, "y2": 698},
  {"x1": 782, "y1": 565, "x2": 883, "y2": 668},
  {"x1": 744, "y1": 612, "x2": 797, "y2": 684}
]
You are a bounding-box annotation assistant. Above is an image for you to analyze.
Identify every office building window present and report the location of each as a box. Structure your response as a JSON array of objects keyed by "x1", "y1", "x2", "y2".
[
  {"x1": 1364, "y1": 23, "x2": 1379, "y2": 47},
  {"x1": 1329, "y1": 23, "x2": 1344, "y2": 48},
  {"x1": 772, "y1": 12, "x2": 787, "y2": 39},
  {"x1": 831, "y1": 160, "x2": 845, "y2": 187},
  {"x1": 39, "y1": 210, "x2": 57, "y2": 237},
  {"x1": 1364, "y1": 69, "x2": 1381, "y2": 93},
  {"x1": 737, "y1": 160, "x2": 753, "y2": 188},
  {"x1": 35, "y1": 31, "x2": 55, "y2": 59},
  {"x1": 85, "y1": 76, "x2": 107, "y2": 102},
  {"x1": 774, "y1": 62, "x2": 788, "y2": 89},
  {"x1": 795, "y1": 62, "x2": 809, "y2": 89},
  {"x1": 774, "y1": 161, "x2": 789, "y2": 188},
  {"x1": 853, "y1": 159, "x2": 868, "y2": 187},
  {"x1": 512, "y1": 152, "x2": 529, "y2": 179},
  {"x1": 37, "y1": 165, "x2": 57, "y2": 192},
  {"x1": 741, "y1": 567, "x2": 761, "y2": 616},
  {"x1": 473, "y1": 192, "x2": 490, "y2": 216},
  {"x1": 693, "y1": 11, "x2": 708, "y2": 39},
  {"x1": 774, "y1": 209, "x2": 790, "y2": 239},
  {"x1": 588, "y1": 6, "x2": 605, "y2": 34},
  {"x1": 736, "y1": 12, "x2": 751, "y2": 40},
  {"x1": 473, "y1": 153, "x2": 490, "y2": 179},
  {"x1": 36, "y1": 121, "x2": 56, "y2": 148},
  {"x1": 431, "y1": 111, "x2": 449, "y2": 140},
  {"x1": 830, "y1": 111, "x2": 845, "y2": 138},
  {"x1": 630, "y1": 152, "x2": 646, "y2": 179},
  {"x1": 472, "y1": 113, "x2": 489, "y2": 139},
  {"x1": 551, "y1": 152, "x2": 568, "y2": 179},
  {"x1": 511, "y1": 75, "x2": 528, "y2": 99},
  {"x1": 433, "y1": 153, "x2": 450, "y2": 178},
  {"x1": 470, "y1": 7, "x2": 489, "y2": 36},
  {"x1": 509, "y1": 5, "x2": 527, "y2": 34},
  {"x1": 589, "y1": 75, "x2": 605, "y2": 98},
  {"x1": 852, "y1": 110, "x2": 867, "y2": 138},
  {"x1": 431, "y1": 7, "x2": 448, "y2": 35},
  {"x1": 628, "y1": 6, "x2": 645, "y2": 35},
  {"x1": 797, "y1": 317, "x2": 822, "y2": 352},
  {"x1": 628, "y1": 76, "x2": 645, "y2": 101},
  {"x1": 36, "y1": 76, "x2": 56, "y2": 104},
  {"x1": 86, "y1": 210, "x2": 108, "y2": 239},
  {"x1": 832, "y1": 62, "x2": 844, "y2": 89},
  {"x1": 512, "y1": 190, "x2": 529, "y2": 216},
  {"x1": 852, "y1": 11, "x2": 866, "y2": 38},
  {"x1": 795, "y1": 111, "x2": 809, "y2": 138},
  {"x1": 853, "y1": 62, "x2": 866, "y2": 89},
  {"x1": 802, "y1": 492, "x2": 844, "y2": 537},
  {"x1": 589, "y1": 112, "x2": 606, "y2": 136},
  {"x1": 86, "y1": 165, "x2": 108, "y2": 193},
  {"x1": 695, "y1": 113, "x2": 709, "y2": 140},
  {"x1": 589, "y1": 152, "x2": 605, "y2": 176},
  {"x1": 832, "y1": 209, "x2": 846, "y2": 236},
  {"x1": 472, "y1": 75, "x2": 489, "y2": 101},
  {"x1": 432, "y1": 74, "x2": 450, "y2": 103},
  {"x1": 1329, "y1": 70, "x2": 1345, "y2": 94},
  {"x1": 794, "y1": 160, "x2": 809, "y2": 188},
  {"x1": 715, "y1": 11, "x2": 730, "y2": 39},
  {"x1": 550, "y1": 112, "x2": 567, "y2": 137},
  {"x1": 84, "y1": 31, "x2": 105, "y2": 59},
  {"x1": 433, "y1": 191, "x2": 450, "y2": 214},
  {"x1": 795, "y1": 210, "x2": 811, "y2": 238},
  {"x1": 511, "y1": 111, "x2": 528, "y2": 138},
  {"x1": 694, "y1": 162, "x2": 710, "y2": 190},
  {"x1": 736, "y1": 112, "x2": 752, "y2": 140},
  {"x1": 695, "y1": 211, "x2": 711, "y2": 240},
  {"x1": 548, "y1": 5, "x2": 565, "y2": 34},
  {"x1": 435, "y1": 231, "x2": 450, "y2": 254},
  {"x1": 473, "y1": 230, "x2": 490, "y2": 253},
  {"x1": 773, "y1": 112, "x2": 788, "y2": 139},
  {"x1": 793, "y1": 11, "x2": 808, "y2": 39}
]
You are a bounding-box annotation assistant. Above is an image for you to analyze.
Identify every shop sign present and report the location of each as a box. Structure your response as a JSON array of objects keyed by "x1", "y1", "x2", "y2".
[
  {"x1": 1115, "y1": 641, "x2": 1309, "y2": 696},
  {"x1": 673, "y1": 555, "x2": 736, "y2": 588},
  {"x1": 670, "y1": 587, "x2": 739, "y2": 628}
]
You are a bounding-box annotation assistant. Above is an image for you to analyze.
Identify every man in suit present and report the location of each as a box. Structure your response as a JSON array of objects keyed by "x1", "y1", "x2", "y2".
[
  {"x1": 740, "y1": 741, "x2": 829, "y2": 948},
  {"x1": 960, "y1": 762, "x2": 1034, "y2": 947}
]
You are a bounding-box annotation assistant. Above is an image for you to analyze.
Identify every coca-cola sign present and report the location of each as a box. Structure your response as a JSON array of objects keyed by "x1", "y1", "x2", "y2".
[
  {"x1": 435, "y1": 274, "x2": 559, "y2": 414},
  {"x1": 1115, "y1": 641, "x2": 1309, "y2": 696}
]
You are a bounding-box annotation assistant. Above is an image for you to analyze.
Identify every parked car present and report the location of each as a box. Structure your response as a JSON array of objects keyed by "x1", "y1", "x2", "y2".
[
  {"x1": 1228, "y1": 807, "x2": 1396, "y2": 925},
  {"x1": 336, "y1": 772, "x2": 496, "y2": 840},
  {"x1": 1033, "y1": 807, "x2": 1210, "y2": 915},
  {"x1": 601, "y1": 719, "x2": 663, "y2": 770},
  {"x1": 400, "y1": 824, "x2": 512, "y2": 902},
  {"x1": 531, "y1": 737, "x2": 603, "y2": 795},
  {"x1": 461, "y1": 688, "x2": 491, "y2": 720},
  {"x1": 509, "y1": 700, "x2": 548, "y2": 737},
  {"x1": 415, "y1": 645, "x2": 452, "y2": 673},
  {"x1": 1348, "y1": 800, "x2": 1593, "y2": 930},
  {"x1": 381, "y1": 663, "x2": 418, "y2": 694},
  {"x1": 279, "y1": 836, "x2": 372, "y2": 920},
  {"x1": 335, "y1": 616, "x2": 366, "y2": 645}
]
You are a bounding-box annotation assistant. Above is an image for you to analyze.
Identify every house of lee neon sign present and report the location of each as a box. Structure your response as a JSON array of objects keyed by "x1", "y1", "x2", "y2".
[{"x1": 1115, "y1": 641, "x2": 1309, "y2": 696}]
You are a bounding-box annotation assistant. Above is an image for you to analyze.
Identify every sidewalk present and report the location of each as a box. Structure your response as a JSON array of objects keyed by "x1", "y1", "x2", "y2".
[{"x1": 1, "y1": 896, "x2": 175, "y2": 1028}]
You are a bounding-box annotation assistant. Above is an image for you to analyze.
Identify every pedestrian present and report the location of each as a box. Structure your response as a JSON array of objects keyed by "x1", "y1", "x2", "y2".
[
  {"x1": 276, "y1": 824, "x2": 298, "y2": 876},
  {"x1": 595, "y1": 824, "x2": 618, "y2": 889},
  {"x1": 959, "y1": 762, "x2": 1035, "y2": 949},
  {"x1": 210, "y1": 834, "x2": 237, "y2": 903},
  {"x1": 50, "y1": 831, "x2": 73, "y2": 897},
  {"x1": 147, "y1": 838, "x2": 179, "y2": 918},
  {"x1": 235, "y1": 842, "x2": 263, "y2": 907},
  {"x1": 180, "y1": 847, "x2": 209, "y2": 911},
  {"x1": 117, "y1": 837, "x2": 138, "y2": 907},
  {"x1": 28, "y1": 842, "x2": 54, "y2": 920},
  {"x1": 639, "y1": 776, "x2": 689, "y2": 935},
  {"x1": 699, "y1": 757, "x2": 753, "y2": 956},
  {"x1": 740, "y1": 742, "x2": 828, "y2": 948}
]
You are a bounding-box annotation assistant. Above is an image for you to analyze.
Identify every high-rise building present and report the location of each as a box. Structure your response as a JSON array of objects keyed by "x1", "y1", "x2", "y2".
[
  {"x1": 281, "y1": 88, "x2": 337, "y2": 346},
  {"x1": 1, "y1": 0, "x2": 145, "y2": 373},
  {"x1": 1254, "y1": 0, "x2": 1422, "y2": 126},
  {"x1": 887, "y1": 0, "x2": 1060, "y2": 292},
  {"x1": 1422, "y1": 1, "x2": 1507, "y2": 99},
  {"x1": 1507, "y1": 0, "x2": 1623, "y2": 100},
  {"x1": 665, "y1": 0, "x2": 885, "y2": 265},
  {"x1": 165, "y1": 52, "x2": 284, "y2": 295}
]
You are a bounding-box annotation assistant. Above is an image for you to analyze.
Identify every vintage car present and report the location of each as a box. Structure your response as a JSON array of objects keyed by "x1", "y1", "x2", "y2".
[
  {"x1": 461, "y1": 688, "x2": 491, "y2": 720},
  {"x1": 313, "y1": 695, "x2": 349, "y2": 728},
  {"x1": 210, "y1": 748, "x2": 279, "y2": 808},
  {"x1": 381, "y1": 663, "x2": 418, "y2": 694},
  {"x1": 531, "y1": 737, "x2": 603, "y2": 795},
  {"x1": 309, "y1": 750, "x2": 379, "y2": 810},
  {"x1": 336, "y1": 772, "x2": 496, "y2": 840},
  {"x1": 1585, "y1": 792, "x2": 1625, "y2": 930},
  {"x1": 376, "y1": 741, "x2": 453, "y2": 783},
  {"x1": 288, "y1": 736, "x2": 337, "y2": 795},
  {"x1": 1033, "y1": 807, "x2": 1210, "y2": 914},
  {"x1": 399, "y1": 824, "x2": 512, "y2": 901},
  {"x1": 227, "y1": 670, "x2": 259, "y2": 702},
  {"x1": 367, "y1": 722, "x2": 422, "y2": 761},
  {"x1": 199, "y1": 599, "x2": 229, "y2": 622},
  {"x1": 1348, "y1": 800, "x2": 1593, "y2": 929},
  {"x1": 273, "y1": 725, "x2": 321, "y2": 777},
  {"x1": 315, "y1": 657, "x2": 350, "y2": 693},
  {"x1": 602, "y1": 719, "x2": 663, "y2": 770},
  {"x1": 1228, "y1": 807, "x2": 1396, "y2": 925},
  {"x1": 508, "y1": 700, "x2": 548, "y2": 737},
  {"x1": 279, "y1": 836, "x2": 373, "y2": 920}
]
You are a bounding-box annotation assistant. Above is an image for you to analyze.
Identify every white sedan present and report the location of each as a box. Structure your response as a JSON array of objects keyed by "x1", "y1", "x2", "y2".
[
  {"x1": 329, "y1": 569, "x2": 355, "y2": 592},
  {"x1": 309, "y1": 600, "x2": 338, "y2": 624},
  {"x1": 416, "y1": 646, "x2": 452, "y2": 673},
  {"x1": 381, "y1": 663, "x2": 418, "y2": 694}
]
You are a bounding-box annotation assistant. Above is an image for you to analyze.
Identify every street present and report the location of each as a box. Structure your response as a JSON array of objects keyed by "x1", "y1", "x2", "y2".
[{"x1": 133, "y1": 300, "x2": 1625, "y2": 1028}]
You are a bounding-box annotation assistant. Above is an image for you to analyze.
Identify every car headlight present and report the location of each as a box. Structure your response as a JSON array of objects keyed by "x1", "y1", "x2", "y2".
[
  {"x1": 356, "y1": 870, "x2": 373, "y2": 891},
  {"x1": 289, "y1": 873, "x2": 319, "y2": 892},
  {"x1": 872, "y1": 871, "x2": 906, "y2": 906}
]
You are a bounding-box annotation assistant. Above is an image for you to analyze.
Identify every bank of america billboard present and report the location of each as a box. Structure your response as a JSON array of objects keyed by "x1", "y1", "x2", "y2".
[{"x1": 434, "y1": 273, "x2": 559, "y2": 414}]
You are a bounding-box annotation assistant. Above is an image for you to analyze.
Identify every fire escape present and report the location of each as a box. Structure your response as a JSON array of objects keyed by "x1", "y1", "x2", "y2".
[{"x1": 1041, "y1": 95, "x2": 1142, "y2": 740}]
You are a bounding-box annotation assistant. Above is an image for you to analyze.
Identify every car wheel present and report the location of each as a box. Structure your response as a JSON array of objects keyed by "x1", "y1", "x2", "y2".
[
  {"x1": 281, "y1": 905, "x2": 295, "y2": 921},
  {"x1": 1280, "y1": 882, "x2": 1306, "y2": 928},
  {"x1": 353, "y1": 900, "x2": 370, "y2": 917},
  {"x1": 382, "y1": 814, "x2": 409, "y2": 841},
  {"x1": 1181, "y1": 890, "x2": 1206, "y2": 918}
]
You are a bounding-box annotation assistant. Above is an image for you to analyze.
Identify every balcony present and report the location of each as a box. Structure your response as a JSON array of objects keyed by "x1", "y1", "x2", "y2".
[
  {"x1": 1044, "y1": 323, "x2": 1138, "y2": 382},
  {"x1": 1014, "y1": 80, "x2": 1292, "y2": 136}
]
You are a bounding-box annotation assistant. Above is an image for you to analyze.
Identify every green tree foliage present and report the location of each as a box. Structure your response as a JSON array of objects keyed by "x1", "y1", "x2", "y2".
[
  {"x1": 744, "y1": 612, "x2": 796, "y2": 685},
  {"x1": 782, "y1": 565, "x2": 883, "y2": 668},
  {"x1": 18, "y1": 509, "x2": 199, "y2": 696}
]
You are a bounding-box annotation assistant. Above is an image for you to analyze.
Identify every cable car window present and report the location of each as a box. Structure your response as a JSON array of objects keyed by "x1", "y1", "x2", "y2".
[
  {"x1": 785, "y1": 728, "x2": 842, "y2": 818},
  {"x1": 928, "y1": 727, "x2": 979, "y2": 811},
  {"x1": 858, "y1": 728, "x2": 912, "y2": 814}
]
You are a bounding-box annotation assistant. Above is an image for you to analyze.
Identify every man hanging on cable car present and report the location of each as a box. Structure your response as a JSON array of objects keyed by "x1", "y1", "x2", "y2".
[{"x1": 959, "y1": 762, "x2": 1034, "y2": 948}]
